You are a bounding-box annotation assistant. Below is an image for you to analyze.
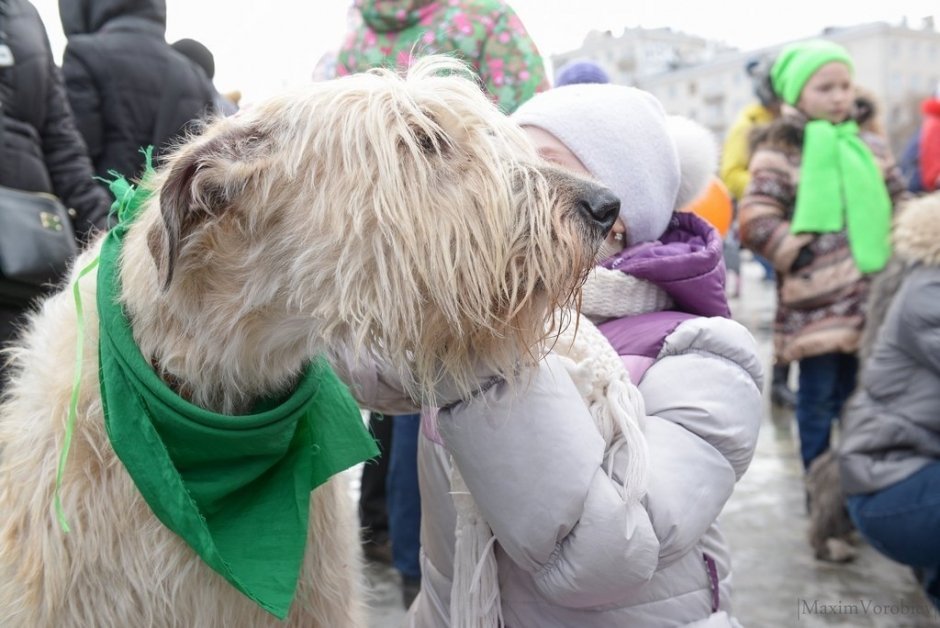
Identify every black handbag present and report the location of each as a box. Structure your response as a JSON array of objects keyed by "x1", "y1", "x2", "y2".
[
  {"x1": 0, "y1": 184, "x2": 79, "y2": 305},
  {"x1": 0, "y1": 4, "x2": 79, "y2": 306}
]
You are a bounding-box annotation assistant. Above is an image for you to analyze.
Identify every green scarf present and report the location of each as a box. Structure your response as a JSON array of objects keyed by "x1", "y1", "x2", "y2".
[
  {"x1": 792, "y1": 119, "x2": 892, "y2": 273},
  {"x1": 92, "y1": 171, "x2": 379, "y2": 619},
  {"x1": 770, "y1": 39, "x2": 892, "y2": 273}
]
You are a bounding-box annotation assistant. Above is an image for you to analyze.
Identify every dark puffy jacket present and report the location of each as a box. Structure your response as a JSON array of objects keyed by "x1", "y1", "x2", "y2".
[
  {"x1": 0, "y1": 0, "x2": 111, "y2": 348},
  {"x1": 0, "y1": 0, "x2": 110, "y2": 239},
  {"x1": 58, "y1": 0, "x2": 215, "y2": 182}
]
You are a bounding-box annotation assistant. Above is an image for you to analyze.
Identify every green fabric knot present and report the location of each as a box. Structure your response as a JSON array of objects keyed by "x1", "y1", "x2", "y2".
[
  {"x1": 106, "y1": 146, "x2": 156, "y2": 223},
  {"x1": 791, "y1": 119, "x2": 892, "y2": 274}
]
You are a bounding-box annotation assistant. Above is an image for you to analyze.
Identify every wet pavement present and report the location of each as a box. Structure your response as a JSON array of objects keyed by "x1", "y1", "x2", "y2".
[{"x1": 362, "y1": 254, "x2": 940, "y2": 628}]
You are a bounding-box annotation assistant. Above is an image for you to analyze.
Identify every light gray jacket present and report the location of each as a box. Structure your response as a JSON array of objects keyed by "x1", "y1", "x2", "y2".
[
  {"x1": 408, "y1": 317, "x2": 763, "y2": 627},
  {"x1": 840, "y1": 195, "x2": 940, "y2": 495}
]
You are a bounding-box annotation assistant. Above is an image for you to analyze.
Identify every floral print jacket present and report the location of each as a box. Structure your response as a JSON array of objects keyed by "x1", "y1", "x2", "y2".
[{"x1": 335, "y1": 0, "x2": 548, "y2": 113}]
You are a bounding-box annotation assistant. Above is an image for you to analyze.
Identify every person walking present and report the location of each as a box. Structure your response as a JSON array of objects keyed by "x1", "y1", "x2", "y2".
[{"x1": 57, "y1": 0, "x2": 216, "y2": 182}]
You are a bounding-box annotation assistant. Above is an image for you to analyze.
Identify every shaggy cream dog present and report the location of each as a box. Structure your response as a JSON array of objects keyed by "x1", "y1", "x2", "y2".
[{"x1": 0, "y1": 58, "x2": 617, "y2": 627}]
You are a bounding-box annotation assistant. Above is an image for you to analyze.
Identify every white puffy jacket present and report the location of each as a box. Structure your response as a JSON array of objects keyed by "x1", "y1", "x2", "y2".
[{"x1": 407, "y1": 316, "x2": 762, "y2": 627}]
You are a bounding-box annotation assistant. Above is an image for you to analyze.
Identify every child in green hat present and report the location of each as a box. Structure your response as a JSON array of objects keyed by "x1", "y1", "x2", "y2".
[{"x1": 738, "y1": 39, "x2": 906, "y2": 473}]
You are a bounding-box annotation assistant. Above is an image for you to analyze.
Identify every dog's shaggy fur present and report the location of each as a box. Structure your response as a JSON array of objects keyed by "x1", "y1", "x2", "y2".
[
  {"x1": 0, "y1": 58, "x2": 613, "y2": 626},
  {"x1": 806, "y1": 449, "x2": 857, "y2": 563}
]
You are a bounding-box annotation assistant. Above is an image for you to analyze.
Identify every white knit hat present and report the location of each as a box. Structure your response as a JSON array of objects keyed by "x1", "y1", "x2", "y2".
[{"x1": 513, "y1": 84, "x2": 715, "y2": 245}]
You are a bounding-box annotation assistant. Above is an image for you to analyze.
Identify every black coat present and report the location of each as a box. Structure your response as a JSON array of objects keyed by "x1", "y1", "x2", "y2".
[
  {"x1": 0, "y1": 0, "x2": 110, "y2": 239},
  {"x1": 59, "y1": 0, "x2": 216, "y2": 182},
  {"x1": 0, "y1": 0, "x2": 111, "y2": 348}
]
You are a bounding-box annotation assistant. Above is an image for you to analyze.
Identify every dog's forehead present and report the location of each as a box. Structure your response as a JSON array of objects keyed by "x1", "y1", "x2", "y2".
[{"x1": 226, "y1": 71, "x2": 541, "y2": 177}]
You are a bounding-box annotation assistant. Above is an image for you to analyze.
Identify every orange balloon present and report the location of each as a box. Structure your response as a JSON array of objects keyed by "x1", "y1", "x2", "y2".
[{"x1": 680, "y1": 177, "x2": 733, "y2": 237}]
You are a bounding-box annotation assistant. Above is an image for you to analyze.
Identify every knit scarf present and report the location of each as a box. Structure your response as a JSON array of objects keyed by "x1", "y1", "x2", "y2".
[
  {"x1": 580, "y1": 265, "x2": 673, "y2": 322},
  {"x1": 791, "y1": 119, "x2": 892, "y2": 273},
  {"x1": 449, "y1": 312, "x2": 650, "y2": 627},
  {"x1": 94, "y1": 174, "x2": 379, "y2": 619}
]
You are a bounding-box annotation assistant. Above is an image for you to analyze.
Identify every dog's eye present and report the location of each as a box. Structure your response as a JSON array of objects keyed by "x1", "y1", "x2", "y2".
[
  {"x1": 416, "y1": 130, "x2": 435, "y2": 153},
  {"x1": 414, "y1": 128, "x2": 448, "y2": 157}
]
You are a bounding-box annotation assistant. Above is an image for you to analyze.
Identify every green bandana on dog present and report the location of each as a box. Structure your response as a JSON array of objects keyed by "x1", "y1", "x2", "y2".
[
  {"x1": 771, "y1": 40, "x2": 892, "y2": 273},
  {"x1": 93, "y1": 170, "x2": 379, "y2": 619}
]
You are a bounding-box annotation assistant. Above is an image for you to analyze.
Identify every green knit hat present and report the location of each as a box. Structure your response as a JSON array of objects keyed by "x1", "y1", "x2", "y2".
[{"x1": 770, "y1": 39, "x2": 854, "y2": 106}]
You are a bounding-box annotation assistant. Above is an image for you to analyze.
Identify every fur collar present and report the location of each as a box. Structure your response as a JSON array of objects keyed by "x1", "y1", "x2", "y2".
[{"x1": 894, "y1": 193, "x2": 940, "y2": 267}]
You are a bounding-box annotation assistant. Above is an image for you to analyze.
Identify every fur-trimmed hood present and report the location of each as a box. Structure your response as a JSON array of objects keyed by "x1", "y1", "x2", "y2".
[
  {"x1": 858, "y1": 192, "x2": 940, "y2": 362},
  {"x1": 894, "y1": 192, "x2": 940, "y2": 266}
]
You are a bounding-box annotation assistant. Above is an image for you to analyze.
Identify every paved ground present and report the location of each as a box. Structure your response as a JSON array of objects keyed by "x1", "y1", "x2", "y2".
[{"x1": 363, "y1": 255, "x2": 940, "y2": 628}]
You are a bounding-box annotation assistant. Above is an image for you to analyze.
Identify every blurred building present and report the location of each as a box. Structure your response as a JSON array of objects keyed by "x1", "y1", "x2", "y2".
[
  {"x1": 551, "y1": 26, "x2": 735, "y2": 85},
  {"x1": 553, "y1": 18, "x2": 940, "y2": 154}
]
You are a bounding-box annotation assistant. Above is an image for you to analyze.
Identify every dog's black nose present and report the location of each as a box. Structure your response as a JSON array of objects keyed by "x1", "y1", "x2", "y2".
[{"x1": 578, "y1": 186, "x2": 620, "y2": 234}]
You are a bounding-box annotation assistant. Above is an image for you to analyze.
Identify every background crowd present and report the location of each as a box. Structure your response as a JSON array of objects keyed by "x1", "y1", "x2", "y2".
[{"x1": 1, "y1": 0, "x2": 938, "y2": 624}]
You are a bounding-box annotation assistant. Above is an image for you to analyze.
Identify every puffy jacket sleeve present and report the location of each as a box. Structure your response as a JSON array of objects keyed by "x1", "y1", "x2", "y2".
[
  {"x1": 42, "y1": 37, "x2": 110, "y2": 240},
  {"x1": 644, "y1": 317, "x2": 763, "y2": 479},
  {"x1": 637, "y1": 317, "x2": 763, "y2": 564},
  {"x1": 438, "y1": 355, "x2": 661, "y2": 609},
  {"x1": 326, "y1": 346, "x2": 421, "y2": 416},
  {"x1": 738, "y1": 146, "x2": 813, "y2": 272},
  {"x1": 897, "y1": 273, "x2": 940, "y2": 374}
]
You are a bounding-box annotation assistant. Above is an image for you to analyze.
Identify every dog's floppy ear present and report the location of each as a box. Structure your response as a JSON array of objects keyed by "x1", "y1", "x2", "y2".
[
  {"x1": 148, "y1": 125, "x2": 269, "y2": 289},
  {"x1": 150, "y1": 153, "x2": 201, "y2": 290}
]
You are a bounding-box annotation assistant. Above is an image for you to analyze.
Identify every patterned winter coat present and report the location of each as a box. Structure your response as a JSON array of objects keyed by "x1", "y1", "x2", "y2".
[
  {"x1": 335, "y1": 0, "x2": 548, "y2": 113},
  {"x1": 738, "y1": 114, "x2": 906, "y2": 363}
]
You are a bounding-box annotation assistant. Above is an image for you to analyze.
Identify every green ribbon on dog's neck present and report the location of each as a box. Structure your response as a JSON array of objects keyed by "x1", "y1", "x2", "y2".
[
  {"x1": 58, "y1": 151, "x2": 379, "y2": 619},
  {"x1": 55, "y1": 147, "x2": 157, "y2": 533}
]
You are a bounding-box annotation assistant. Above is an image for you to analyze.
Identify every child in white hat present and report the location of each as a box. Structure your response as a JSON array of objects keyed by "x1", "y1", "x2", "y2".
[{"x1": 408, "y1": 84, "x2": 763, "y2": 628}]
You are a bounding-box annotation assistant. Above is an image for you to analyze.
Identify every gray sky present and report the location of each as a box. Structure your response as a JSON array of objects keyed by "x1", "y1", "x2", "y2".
[{"x1": 31, "y1": 1, "x2": 939, "y2": 104}]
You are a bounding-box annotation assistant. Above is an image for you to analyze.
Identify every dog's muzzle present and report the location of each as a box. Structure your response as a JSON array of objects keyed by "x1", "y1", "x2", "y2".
[{"x1": 576, "y1": 183, "x2": 620, "y2": 237}]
